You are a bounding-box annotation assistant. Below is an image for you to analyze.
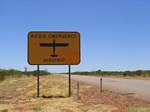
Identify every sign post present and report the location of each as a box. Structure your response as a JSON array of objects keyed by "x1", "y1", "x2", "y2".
[
  {"x1": 28, "y1": 32, "x2": 80, "y2": 97},
  {"x1": 37, "y1": 65, "x2": 40, "y2": 97},
  {"x1": 68, "y1": 65, "x2": 71, "y2": 97}
]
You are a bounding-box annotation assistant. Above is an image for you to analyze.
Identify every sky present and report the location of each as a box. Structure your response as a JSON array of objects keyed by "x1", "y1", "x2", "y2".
[{"x1": 0, "y1": 0, "x2": 150, "y2": 72}]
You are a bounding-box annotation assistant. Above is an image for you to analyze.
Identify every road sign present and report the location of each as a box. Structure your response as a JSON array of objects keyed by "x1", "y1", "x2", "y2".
[{"x1": 28, "y1": 32, "x2": 80, "y2": 65}]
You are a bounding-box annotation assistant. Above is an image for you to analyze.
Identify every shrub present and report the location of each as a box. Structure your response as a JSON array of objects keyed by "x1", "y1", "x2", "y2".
[{"x1": 0, "y1": 69, "x2": 50, "y2": 81}]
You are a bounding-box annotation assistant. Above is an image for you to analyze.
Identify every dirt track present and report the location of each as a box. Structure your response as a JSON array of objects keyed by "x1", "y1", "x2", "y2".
[{"x1": 67, "y1": 75, "x2": 150, "y2": 102}]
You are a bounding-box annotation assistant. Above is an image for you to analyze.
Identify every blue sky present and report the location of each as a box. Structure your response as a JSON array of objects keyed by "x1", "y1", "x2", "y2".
[{"x1": 0, "y1": 0, "x2": 150, "y2": 72}]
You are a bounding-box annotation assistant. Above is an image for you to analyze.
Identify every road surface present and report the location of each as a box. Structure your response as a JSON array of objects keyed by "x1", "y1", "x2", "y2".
[{"x1": 69, "y1": 75, "x2": 150, "y2": 102}]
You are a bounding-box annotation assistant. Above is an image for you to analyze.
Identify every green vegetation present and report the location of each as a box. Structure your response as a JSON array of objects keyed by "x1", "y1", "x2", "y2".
[
  {"x1": 25, "y1": 70, "x2": 50, "y2": 76},
  {"x1": 128, "y1": 107, "x2": 150, "y2": 112},
  {"x1": 0, "y1": 69, "x2": 50, "y2": 81},
  {"x1": 72, "y1": 70, "x2": 150, "y2": 77}
]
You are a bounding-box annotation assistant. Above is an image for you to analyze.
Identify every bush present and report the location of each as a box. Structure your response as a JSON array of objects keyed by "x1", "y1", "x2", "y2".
[
  {"x1": 24, "y1": 70, "x2": 50, "y2": 76},
  {"x1": 0, "y1": 69, "x2": 50, "y2": 81},
  {"x1": 72, "y1": 69, "x2": 150, "y2": 77}
]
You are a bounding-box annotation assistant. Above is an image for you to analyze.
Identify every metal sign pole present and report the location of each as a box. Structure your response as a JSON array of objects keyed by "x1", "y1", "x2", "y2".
[
  {"x1": 37, "y1": 65, "x2": 40, "y2": 97},
  {"x1": 68, "y1": 65, "x2": 71, "y2": 97},
  {"x1": 100, "y1": 78, "x2": 103, "y2": 93},
  {"x1": 77, "y1": 81, "x2": 80, "y2": 100}
]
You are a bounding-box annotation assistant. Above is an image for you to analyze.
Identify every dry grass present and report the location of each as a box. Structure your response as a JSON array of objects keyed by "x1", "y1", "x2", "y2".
[{"x1": 0, "y1": 75, "x2": 117, "y2": 112}]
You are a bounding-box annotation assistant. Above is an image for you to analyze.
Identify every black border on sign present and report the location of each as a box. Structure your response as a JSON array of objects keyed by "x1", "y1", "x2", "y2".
[{"x1": 27, "y1": 31, "x2": 81, "y2": 65}]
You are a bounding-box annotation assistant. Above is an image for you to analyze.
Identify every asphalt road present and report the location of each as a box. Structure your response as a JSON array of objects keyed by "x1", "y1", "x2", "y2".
[{"x1": 69, "y1": 75, "x2": 150, "y2": 102}]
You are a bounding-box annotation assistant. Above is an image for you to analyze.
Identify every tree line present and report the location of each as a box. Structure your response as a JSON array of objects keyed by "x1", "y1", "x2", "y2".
[
  {"x1": 72, "y1": 70, "x2": 150, "y2": 77},
  {"x1": 0, "y1": 69, "x2": 50, "y2": 81}
]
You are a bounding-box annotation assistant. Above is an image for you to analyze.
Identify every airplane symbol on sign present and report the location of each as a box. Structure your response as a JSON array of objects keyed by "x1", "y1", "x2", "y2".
[{"x1": 39, "y1": 39, "x2": 69, "y2": 57}]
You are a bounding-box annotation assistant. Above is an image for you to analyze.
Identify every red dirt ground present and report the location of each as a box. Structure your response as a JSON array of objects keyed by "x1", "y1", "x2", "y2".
[{"x1": 77, "y1": 83, "x2": 150, "y2": 112}]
